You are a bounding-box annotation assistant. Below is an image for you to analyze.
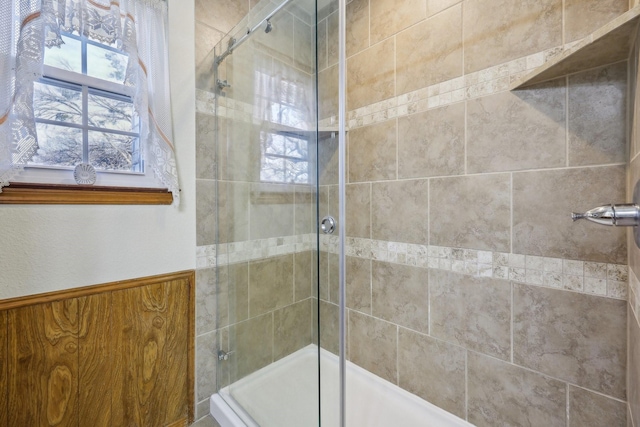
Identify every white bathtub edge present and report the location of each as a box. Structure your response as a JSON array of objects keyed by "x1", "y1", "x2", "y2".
[{"x1": 210, "y1": 394, "x2": 247, "y2": 427}]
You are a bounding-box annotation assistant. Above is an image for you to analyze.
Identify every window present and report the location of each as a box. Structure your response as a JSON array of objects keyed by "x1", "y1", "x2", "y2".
[
  {"x1": 260, "y1": 130, "x2": 310, "y2": 184},
  {"x1": 1, "y1": 0, "x2": 178, "y2": 205},
  {"x1": 32, "y1": 33, "x2": 140, "y2": 172},
  {"x1": 253, "y1": 67, "x2": 313, "y2": 185},
  {"x1": 13, "y1": 32, "x2": 158, "y2": 188}
]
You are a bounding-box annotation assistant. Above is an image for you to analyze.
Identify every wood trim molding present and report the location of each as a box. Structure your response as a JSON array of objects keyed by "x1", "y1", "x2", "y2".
[
  {"x1": 0, "y1": 270, "x2": 195, "y2": 311},
  {"x1": 0, "y1": 182, "x2": 173, "y2": 205}
]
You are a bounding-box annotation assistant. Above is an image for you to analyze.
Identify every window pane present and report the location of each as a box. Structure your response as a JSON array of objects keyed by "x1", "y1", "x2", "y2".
[
  {"x1": 44, "y1": 35, "x2": 81, "y2": 73},
  {"x1": 263, "y1": 132, "x2": 286, "y2": 155},
  {"x1": 89, "y1": 131, "x2": 138, "y2": 171},
  {"x1": 34, "y1": 82, "x2": 83, "y2": 125},
  {"x1": 31, "y1": 123, "x2": 83, "y2": 167},
  {"x1": 87, "y1": 43, "x2": 128, "y2": 84},
  {"x1": 88, "y1": 93, "x2": 137, "y2": 132},
  {"x1": 285, "y1": 159, "x2": 309, "y2": 184},
  {"x1": 260, "y1": 156, "x2": 286, "y2": 183},
  {"x1": 285, "y1": 136, "x2": 307, "y2": 159}
]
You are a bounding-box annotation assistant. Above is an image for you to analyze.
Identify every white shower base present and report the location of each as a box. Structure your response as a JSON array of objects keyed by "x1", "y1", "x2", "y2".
[{"x1": 210, "y1": 344, "x2": 473, "y2": 427}]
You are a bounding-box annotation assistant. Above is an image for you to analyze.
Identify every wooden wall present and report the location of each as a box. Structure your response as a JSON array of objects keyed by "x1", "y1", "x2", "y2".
[{"x1": 0, "y1": 271, "x2": 195, "y2": 427}]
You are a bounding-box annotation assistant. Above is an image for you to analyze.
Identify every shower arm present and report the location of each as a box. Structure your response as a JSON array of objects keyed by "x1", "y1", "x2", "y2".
[{"x1": 214, "y1": 0, "x2": 293, "y2": 66}]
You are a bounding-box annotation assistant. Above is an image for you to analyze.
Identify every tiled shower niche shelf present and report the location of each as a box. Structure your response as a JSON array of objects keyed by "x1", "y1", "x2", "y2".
[{"x1": 510, "y1": 5, "x2": 640, "y2": 89}]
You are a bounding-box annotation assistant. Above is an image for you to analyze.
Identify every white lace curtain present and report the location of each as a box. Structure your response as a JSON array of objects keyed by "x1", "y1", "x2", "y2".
[{"x1": 0, "y1": 0, "x2": 180, "y2": 205}]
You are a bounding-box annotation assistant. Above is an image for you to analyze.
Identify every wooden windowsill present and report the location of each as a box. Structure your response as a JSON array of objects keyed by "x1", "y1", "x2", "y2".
[{"x1": 0, "y1": 182, "x2": 173, "y2": 205}]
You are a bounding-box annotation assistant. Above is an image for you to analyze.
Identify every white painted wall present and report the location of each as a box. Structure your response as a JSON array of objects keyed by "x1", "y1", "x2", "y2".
[{"x1": 0, "y1": 0, "x2": 196, "y2": 299}]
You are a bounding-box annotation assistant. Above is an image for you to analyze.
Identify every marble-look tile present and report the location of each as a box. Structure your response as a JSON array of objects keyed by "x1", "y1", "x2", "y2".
[
  {"x1": 319, "y1": 64, "x2": 339, "y2": 120},
  {"x1": 398, "y1": 103, "x2": 465, "y2": 178},
  {"x1": 248, "y1": 254, "x2": 294, "y2": 317},
  {"x1": 295, "y1": 251, "x2": 314, "y2": 301},
  {"x1": 251, "y1": 12, "x2": 295, "y2": 65},
  {"x1": 468, "y1": 351, "x2": 566, "y2": 427},
  {"x1": 274, "y1": 299, "x2": 313, "y2": 361},
  {"x1": 192, "y1": 414, "x2": 220, "y2": 427},
  {"x1": 398, "y1": 329, "x2": 465, "y2": 418},
  {"x1": 222, "y1": 119, "x2": 261, "y2": 183},
  {"x1": 513, "y1": 283, "x2": 627, "y2": 399},
  {"x1": 629, "y1": 308, "x2": 640, "y2": 426},
  {"x1": 371, "y1": 179, "x2": 429, "y2": 245},
  {"x1": 630, "y1": 156, "x2": 640, "y2": 279},
  {"x1": 234, "y1": 313, "x2": 273, "y2": 379},
  {"x1": 396, "y1": 4, "x2": 462, "y2": 94},
  {"x1": 569, "y1": 385, "x2": 627, "y2": 427},
  {"x1": 196, "y1": 330, "x2": 217, "y2": 401},
  {"x1": 564, "y1": 0, "x2": 628, "y2": 43},
  {"x1": 217, "y1": 262, "x2": 249, "y2": 328},
  {"x1": 317, "y1": 18, "x2": 328, "y2": 71},
  {"x1": 196, "y1": 112, "x2": 217, "y2": 180},
  {"x1": 196, "y1": 268, "x2": 217, "y2": 335},
  {"x1": 328, "y1": 0, "x2": 369, "y2": 63},
  {"x1": 467, "y1": 81, "x2": 566, "y2": 173},
  {"x1": 463, "y1": 0, "x2": 562, "y2": 73},
  {"x1": 320, "y1": 300, "x2": 340, "y2": 355},
  {"x1": 195, "y1": 0, "x2": 249, "y2": 34},
  {"x1": 194, "y1": 407, "x2": 218, "y2": 426},
  {"x1": 195, "y1": 22, "x2": 225, "y2": 68},
  {"x1": 347, "y1": 256, "x2": 371, "y2": 313},
  {"x1": 249, "y1": 183, "x2": 295, "y2": 239},
  {"x1": 427, "y1": 0, "x2": 460, "y2": 17},
  {"x1": 370, "y1": 0, "x2": 426, "y2": 44},
  {"x1": 293, "y1": 17, "x2": 313, "y2": 73},
  {"x1": 319, "y1": 250, "x2": 329, "y2": 302},
  {"x1": 430, "y1": 174, "x2": 511, "y2": 252},
  {"x1": 295, "y1": 185, "x2": 315, "y2": 236},
  {"x1": 346, "y1": 183, "x2": 371, "y2": 239},
  {"x1": 348, "y1": 311, "x2": 397, "y2": 384},
  {"x1": 348, "y1": 119, "x2": 397, "y2": 182},
  {"x1": 217, "y1": 328, "x2": 231, "y2": 388},
  {"x1": 512, "y1": 166, "x2": 627, "y2": 264},
  {"x1": 218, "y1": 181, "x2": 250, "y2": 244},
  {"x1": 346, "y1": 0, "x2": 369, "y2": 57},
  {"x1": 430, "y1": 269, "x2": 511, "y2": 360},
  {"x1": 196, "y1": 179, "x2": 216, "y2": 246},
  {"x1": 372, "y1": 261, "x2": 429, "y2": 333},
  {"x1": 327, "y1": 12, "x2": 339, "y2": 67},
  {"x1": 318, "y1": 132, "x2": 339, "y2": 185},
  {"x1": 328, "y1": 252, "x2": 340, "y2": 305},
  {"x1": 347, "y1": 38, "x2": 395, "y2": 110},
  {"x1": 568, "y1": 62, "x2": 627, "y2": 166}
]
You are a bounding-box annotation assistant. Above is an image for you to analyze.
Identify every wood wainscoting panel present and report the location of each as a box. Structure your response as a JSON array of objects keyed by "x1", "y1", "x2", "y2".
[
  {"x1": 79, "y1": 294, "x2": 112, "y2": 426},
  {"x1": 162, "y1": 279, "x2": 190, "y2": 424},
  {"x1": 113, "y1": 282, "x2": 170, "y2": 427},
  {"x1": 8, "y1": 300, "x2": 80, "y2": 426},
  {"x1": 0, "y1": 270, "x2": 195, "y2": 427},
  {"x1": 0, "y1": 311, "x2": 7, "y2": 427}
]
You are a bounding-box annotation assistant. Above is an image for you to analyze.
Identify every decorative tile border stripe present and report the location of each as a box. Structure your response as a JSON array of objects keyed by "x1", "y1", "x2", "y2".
[
  {"x1": 318, "y1": 41, "x2": 582, "y2": 130},
  {"x1": 199, "y1": 41, "x2": 587, "y2": 132},
  {"x1": 196, "y1": 234, "x2": 316, "y2": 269},
  {"x1": 338, "y1": 236, "x2": 628, "y2": 300},
  {"x1": 196, "y1": 233, "x2": 628, "y2": 300}
]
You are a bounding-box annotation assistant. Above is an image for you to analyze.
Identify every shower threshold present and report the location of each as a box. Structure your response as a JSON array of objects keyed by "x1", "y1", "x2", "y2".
[{"x1": 210, "y1": 344, "x2": 472, "y2": 427}]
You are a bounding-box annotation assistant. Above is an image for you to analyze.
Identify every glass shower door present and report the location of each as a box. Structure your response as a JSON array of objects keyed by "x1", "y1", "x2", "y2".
[{"x1": 212, "y1": 0, "x2": 322, "y2": 425}]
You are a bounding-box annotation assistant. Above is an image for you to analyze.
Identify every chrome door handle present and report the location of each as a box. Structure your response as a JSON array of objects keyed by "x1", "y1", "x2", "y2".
[{"x1": 321, "y1": 216, "x2": 336, "y2": 234}]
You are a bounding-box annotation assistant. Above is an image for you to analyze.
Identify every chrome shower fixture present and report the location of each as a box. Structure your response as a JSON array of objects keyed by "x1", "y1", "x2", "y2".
[{"x1": 265, "y1": 19, "x2": 273, "y2": 33}]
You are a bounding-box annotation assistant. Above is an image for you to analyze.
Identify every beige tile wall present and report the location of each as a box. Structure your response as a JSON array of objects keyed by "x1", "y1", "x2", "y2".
[
  {"x1": 315, "y1": 0, "x2": 631, "y2": 425},
  {"x1": 194, "y1": 0, "x2": 637, "y2": 424},
  {"x1": 628, "y1": 21, "x2": 640, "y2": 427}
]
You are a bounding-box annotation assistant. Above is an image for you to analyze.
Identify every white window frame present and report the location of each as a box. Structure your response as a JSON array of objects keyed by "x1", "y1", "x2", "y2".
[{"x1": 12, "y1": 32, "x2": 162, "y2": 188}]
